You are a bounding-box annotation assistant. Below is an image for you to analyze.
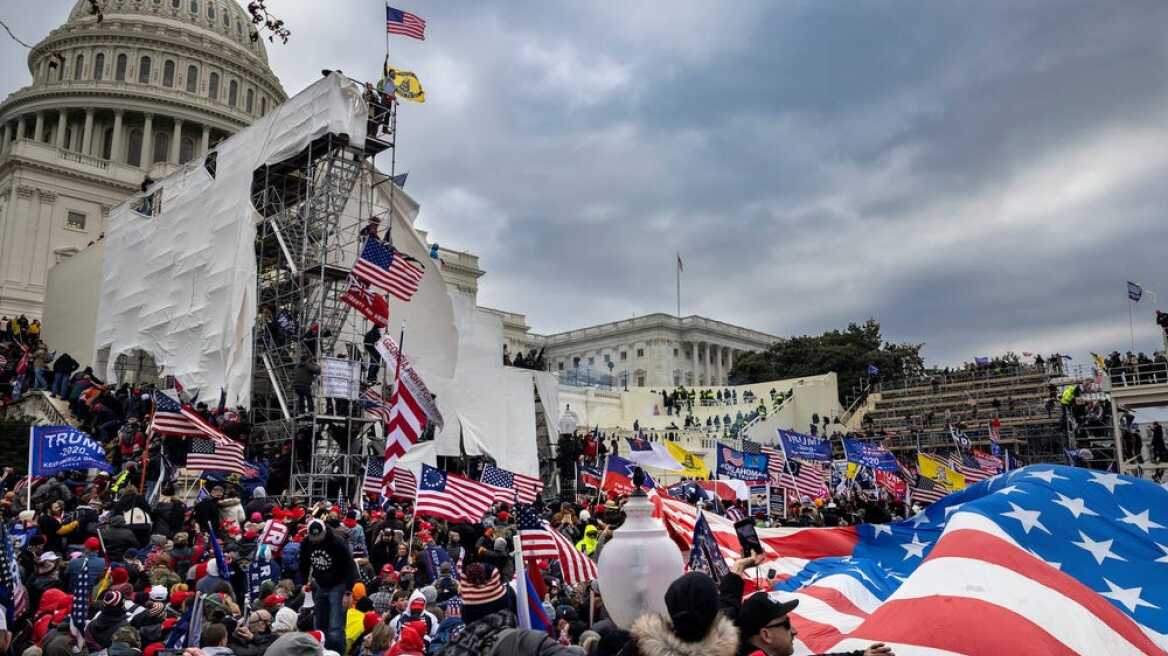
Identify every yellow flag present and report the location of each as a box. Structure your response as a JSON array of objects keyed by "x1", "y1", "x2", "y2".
[
  {"x1": 846, "y1": 462, "x2": 859, "y2": 480},
  {"x1": 392, "y1": 70, "x2": 425, "y2": 103},
  {"x1": 665, "y1": 441, "x2": 709, "y2": 478},
  {"x1": 917, "y1": 453, "x2": 966, "y2": 491}
]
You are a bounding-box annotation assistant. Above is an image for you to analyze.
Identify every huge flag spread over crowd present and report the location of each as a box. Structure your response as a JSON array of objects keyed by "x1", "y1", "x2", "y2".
[{"x1": 654, "y1": 465, "x2": 1168, "y2": 654}]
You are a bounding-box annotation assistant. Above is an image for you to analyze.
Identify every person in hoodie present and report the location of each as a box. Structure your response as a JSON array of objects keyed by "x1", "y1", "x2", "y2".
[
  {"x1": 299, "y1": 518, "x2": 358, "y2": 654},
  {"x1": 388, "y1": 591, "x2": 438, "y2": 639},
  {"x1": 107, "y1": 625, "x2": 143, "y2": 656},
  {"x1": 86, "y1": 591, "x2": 130, "y2": 650}
]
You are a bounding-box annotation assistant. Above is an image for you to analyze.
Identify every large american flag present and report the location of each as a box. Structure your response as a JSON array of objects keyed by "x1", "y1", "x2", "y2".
[
  {"x1": 949, "y1": 450, "x2": 997, "y2": 485},
  {"x1": 516, "y1": 503, "x2": 598, "y2": 586},
  {"x1": 362, "y1": 457, "x2": 416, "y2": 500},
  {"x1": 150, "y1": 390, "x2": 226, "y2": 440},
  {"x1": 186, "y1": 436, "x2": 246, "y2": 475},
  {"x1": 762, "y1": 446, "x2": 828, "y2": 500},
  {"x1": 352, "y1": 237, "x2": 424, "y2": 302},
  {"x1": 415, "y1": 464, "x2": 494, "y2": 523},
  {"x1": 481, "y1": 464, "x2": 543, "y2": 505},
  {"x1": 653, "y1": 466, "x2": 1168, "y2": 654},
  {"x1": 386, "y1": 6, "x2": 426, "y2": 40}
]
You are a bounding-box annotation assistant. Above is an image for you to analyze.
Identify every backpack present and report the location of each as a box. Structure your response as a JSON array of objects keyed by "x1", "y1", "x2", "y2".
[
  {"x1": 436, "y1": 610, "x2": 514, "y2": 656},
  {"x1": 427, "y1": 616, "x2": 465, "y2": 655}
]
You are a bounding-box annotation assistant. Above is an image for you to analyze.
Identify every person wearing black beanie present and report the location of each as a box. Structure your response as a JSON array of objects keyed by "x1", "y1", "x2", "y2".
[{"x1": 627, "y1": 571, "x2": 739, "y2": 656}]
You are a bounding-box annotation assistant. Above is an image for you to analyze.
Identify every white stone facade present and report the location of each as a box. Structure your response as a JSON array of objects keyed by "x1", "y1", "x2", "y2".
[
  {"x1": 517, "y1": 313, "x2": 777, "y2": 387},
  {"x1": 0, "y1": 0, "x2": 286, "y2": 318}
]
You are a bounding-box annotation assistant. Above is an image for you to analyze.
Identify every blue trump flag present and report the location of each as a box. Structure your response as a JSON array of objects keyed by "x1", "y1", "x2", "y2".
[
  {"x1": 777, "y1": 429, "x2": 833, "y2": 462},
  {"x1": 716, "y1": 443, "x2": 769, "y2": 481},
  {"x1": 842, "y1": 438, "x2": 899, "y2": 472},
  {"x1": 29, "y1": 426, "x2": 112, "y2": 475}
]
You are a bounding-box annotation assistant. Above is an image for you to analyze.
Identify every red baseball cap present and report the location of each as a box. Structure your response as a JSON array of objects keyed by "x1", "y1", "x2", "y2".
[
  {"x1": 262, "y1": 593, "x2": 286, "y2": 608},
  {"x1": 84, "y1": 537, "x2": 100, "y2": 551}
]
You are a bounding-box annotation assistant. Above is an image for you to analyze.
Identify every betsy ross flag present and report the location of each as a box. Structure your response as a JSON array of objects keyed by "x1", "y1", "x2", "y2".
[
  {"x1": 353, "y1": 237, "x2": 425, "y2": 302},
  {"x1": 481, "y1": 464, "x2": 543, "y2": 505},
  {"x1": 516, "y1": 503, "x2": 597, "y2": 586},
  {"x1": 654, "y1": 466, "x2": 1168, "y2": 655},
  {"x1": 415, "y1": 464, "x2": 494, "y2": 523},
  {"x1": 386, "y1": 5, "x2": 426, "y2": 40}
]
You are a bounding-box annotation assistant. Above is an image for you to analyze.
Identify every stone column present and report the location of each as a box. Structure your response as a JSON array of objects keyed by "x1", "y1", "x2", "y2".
[
  {"x1": 690, "y1": 341, "x2": 698, "y2": 385},
  {"x1": 31, "y1": 190, "x2": 57, "y2": 287},
  {"x1": 141, "y1": 113, "x2": 154, "y2": 170},
  {"x1": 33, "y1": 112, "x2": 44, "y2": 142},
  {"x1": 81, "y1": 109, "x2": 95, "y2": 155},
  {"x1": 200, "y1": 124, "x2": 210, "y2": 156},
  {"x1": 713, "y1": 345, "x2": 722, "y2": 385},
  {"x1": 15, "y1": 116, "x2": 26, "y2": 141},
  {"x1": 110, "y1": 110, "x2": 124, "y2": 163},
  {"x1": 169, "y1": 118, "x2": 183, "y2": 163},
  {"x1": 1, "y1": 123, "x2": 9, "y2": 155},
  {"x1": 727, "y1": 349, "x2": 735, "y2": 378},
  {"x1": 55, "y1": 111, "x2": 67, "y2": 148}
]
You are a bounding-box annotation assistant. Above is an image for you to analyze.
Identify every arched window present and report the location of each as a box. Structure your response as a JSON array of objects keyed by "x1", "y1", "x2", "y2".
[
  {"x1": 260, "y1": 96, "x2": 267, "y2": 116},
  {"x1": 189, "y1": 0, "x2": 198, "y2": 14},
  {"x1": 245, "y1": 88, "x2": 254, "y2": 113},
  {"x1": 153, "y1": 131, "x2": 170, "y2": 164},
  {"x1": 185, "y1": 65, "x2": 198, "y2": 93},
  {"x1": 207, "y1": 3, "x2": 215, "y2": 19},
  {"x1": 56, "y1": 60, "x2": 65, "y2": 81},
  {"x1": 127, "y1": 129, "x2": 143, "y2": 166},
  {"x1": 138, "y1": 56, "x2": 152, "y2": 83},
  {"x1": 223, "y1": 10, "x2": 230, "y2": 27},
  {"x1": 73, "y1": 54, "x2": 84, "y2": 80},
  {"x1": 162, "y1": 60, "x2": 175, "y2": 87},
  {"x1": 180, "y1": 136, "x2": 195, "y2": 163},
  {"x1": 228, "y1": 80, "x2": 238, "y2": 107},
  {"x1": 101, "y1": 128, "x2": 113, "y2": 160},
  {"x1": 208, "y1": 72, "x2": 219, "y2": 99},
  {"x1": 115, "y1": 54, "x2": 127, "y2": 81},
  {"x1": 93, "y1": 53, "x2": 105, "y2": 80}
]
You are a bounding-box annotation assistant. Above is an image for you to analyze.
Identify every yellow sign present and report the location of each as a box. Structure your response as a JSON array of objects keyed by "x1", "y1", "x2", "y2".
[{"x1": 665, "y1": 441, "x2": 710, "y2": 478}]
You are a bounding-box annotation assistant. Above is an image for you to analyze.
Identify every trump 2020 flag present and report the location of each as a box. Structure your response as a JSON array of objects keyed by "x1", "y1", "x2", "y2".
[
  {"x1": 601, "y1": 455, "x2": 656, "y2": 496},
  {"x1": 1128, "y1": 281, "x2": 1143, "y2": 302},
  {"x1": 30, "y1": 426, "x2": 113, "y2": 475}
]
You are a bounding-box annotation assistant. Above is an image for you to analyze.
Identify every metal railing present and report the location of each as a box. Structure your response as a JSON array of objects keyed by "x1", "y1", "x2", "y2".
[{"x1": 1108, "y1": 362, "x2": 1168, "y2": 388}]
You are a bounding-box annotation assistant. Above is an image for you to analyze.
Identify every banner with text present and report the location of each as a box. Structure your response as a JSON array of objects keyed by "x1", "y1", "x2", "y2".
[
  {"x1": 842, "y1": 438, "x2": 899, "y2": 472},
  {"x1": 30, "y1": 426, "x2": 113, "y2": 476},
  {"x1": 776, "y1": 429, "x2": 833, "y2": 462},
  {"x1": 716, "y1": 443, "x2": 769, "y2": 481}
]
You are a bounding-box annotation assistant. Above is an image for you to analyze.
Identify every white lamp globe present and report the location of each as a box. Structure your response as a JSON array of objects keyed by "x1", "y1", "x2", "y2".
[{"x1": 596, "y1": 468, "x2": 685, "y2": 629}]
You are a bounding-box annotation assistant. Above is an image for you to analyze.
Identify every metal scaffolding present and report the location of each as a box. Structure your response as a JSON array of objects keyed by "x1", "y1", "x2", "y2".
[{"x1": 248, "y1": 97, "x2": 397, "y2": 502}]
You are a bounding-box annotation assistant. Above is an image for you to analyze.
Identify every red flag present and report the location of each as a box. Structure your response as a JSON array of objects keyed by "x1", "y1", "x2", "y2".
[
  {"x1": 874, "y1": 469, "x2": 906, "y2": 499},
  {"x1": 341, "y1": 279, "x2": 389, "y2": 328}
]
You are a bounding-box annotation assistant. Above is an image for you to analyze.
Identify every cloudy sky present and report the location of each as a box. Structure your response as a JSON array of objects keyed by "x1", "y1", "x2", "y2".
[{"x1": 3, "y1": 1, "x2": 1167, "y2": 366}]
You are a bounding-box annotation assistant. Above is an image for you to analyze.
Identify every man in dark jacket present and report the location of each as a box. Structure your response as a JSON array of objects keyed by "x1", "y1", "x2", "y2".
[
  {"x1": 50, "y1": 352, "x2": 79, "y2": 399},
  {"x1": 194, "y1": 484, "x2": 225, "y2": 535},
  {"x1": 99, "y1": 516, "x2": 140, "y2": 561},
  {"x1": 299, "y1": 519, "x2": 357, "y2": 654},
  {"x1": 149, "y1": 485, "x2": 186, "y2": 538},
  {"x1": 85, "y1": 591, "x2": 129, "y2": 650}
]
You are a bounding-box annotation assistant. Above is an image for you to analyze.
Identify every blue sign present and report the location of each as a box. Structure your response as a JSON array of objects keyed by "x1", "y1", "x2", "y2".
[
  {"x1": 29, "y1": 426, "x2": 112, "y2": 476},
  {"x1": 777, "y1": 429, "x2": 833, "y2": 462},
  {"x1": 842, "y1": 438, "x2": 899, "y2": 472},
  {"x1": 716, "y1": 443, "x2": 769, "y2": 481}
]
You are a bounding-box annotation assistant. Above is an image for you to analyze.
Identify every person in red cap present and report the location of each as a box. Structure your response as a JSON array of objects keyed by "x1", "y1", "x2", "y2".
[{"x1": 65, "y1": 536, "x2": 106, "y2": 592}]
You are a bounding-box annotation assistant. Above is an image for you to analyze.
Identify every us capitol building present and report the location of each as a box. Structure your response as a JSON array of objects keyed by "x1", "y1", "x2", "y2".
[
  {"x1": 0, "y1": 1, "x2": 776, "y2": 389},
  {"x1": 0, "y1": 0, "x2": 286, "y2": 318}
]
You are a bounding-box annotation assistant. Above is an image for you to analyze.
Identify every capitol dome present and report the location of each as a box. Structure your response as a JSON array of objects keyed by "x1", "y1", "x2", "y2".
[{"x1": 0, "y1": 0, "x2": 288, "y2": 317}]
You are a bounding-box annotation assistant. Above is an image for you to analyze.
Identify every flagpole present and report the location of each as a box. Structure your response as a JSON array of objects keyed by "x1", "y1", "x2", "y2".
[
  {"x1": 1129, "y1": 298, "x2": 1136, "y2": 354},
  {"x1": 27, "y1": 425, "x2": 34, "y2": 511},
  {"x1": 676, "y1": 253, "x2": 681, "y2": 318},
  {"x1": 513, "y1": 534, "x2": 532, "y2": 630}
]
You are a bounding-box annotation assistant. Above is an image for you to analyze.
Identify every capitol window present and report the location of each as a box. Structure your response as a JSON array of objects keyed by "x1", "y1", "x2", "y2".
[
  {"x1": 186, "y1": 65, "x2": 198, "y2": 93},
  {"x1": 588, "y1": 357, "x2": 595, "y2": 366},
  {"x1": 153, "y1": 131, "x2": 170, "y2": 164},
  {"x1": 208, "y1": 72, "x2": 219, "y2": 99},
  {"x1": 620, "y1": 351, "x2": 627, "y2": 361},
  {"x1": 162, "y1": 61, "x2": 175, "y2": 87},
  {"x1": 228, "y1": 80, "x2": 238, "y2": 107},
  {"x1": 127, "y1": 129, "x2": 143, "y2": 166},
  {"x1": 66, "y1": 211, "x2": 87, "y2": 231},
  {"x1": 172, "y1": 0, "x2": 180, "y2": 7},
  {"x1": 260, "y1": 97, "x2": 267, "y2": 116},
  {"x1": 637, "y1": 348, "x2": 645, "y2": 358},
  {"x1": 189, "y1": 0, "x2": 198, "y2": 14},
  {"x1": 180, "y1": 137, "x2": 195, "y2": 163},
  {"x1": 139, "y1": 56, "x2": 152, "y2": 84},
  {"x1": 94, "y1": 53, "x2": 104, "y2": 80},
  {"x1": 115, "y1": 54, "x2": 127, "y2": 81},
  {"x1": 74, "y1": 55, "x2": 84, "y2": 81},
  {"x1": 245, "y1": 88, "x2": 254, "y2": 113},
  {"x1": 207, "y1": 3, "x2": 215, "y2": 19}
]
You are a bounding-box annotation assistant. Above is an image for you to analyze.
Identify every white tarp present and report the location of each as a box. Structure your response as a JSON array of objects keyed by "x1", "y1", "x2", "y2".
[{"x1": 94, "y1": 74, "x2": 367, "y2": 406}]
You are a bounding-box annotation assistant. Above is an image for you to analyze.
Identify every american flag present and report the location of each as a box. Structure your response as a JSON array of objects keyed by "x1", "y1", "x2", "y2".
[
  {"x1": 362, "y1": 387, "x2": 393, "y2": 425},
  {"x1": 186, "y1": 436, "x2": 246, "y2": 475},
  {"x1": 380, "y1": 381, "x2": 427, "y2": 497},
  {"x1": 763, "y1": 446, "x2": 828, "y2": 500},
  {"x1": 415, "y1": 464, "x2": 494, "y2": 523},
  {"x1": 655, "y1": 467, "x2": 1168, "y2": 654},
  {"x1": 386, "y1": 5, "x2": 426, "y2": 40},
  {"x1": 69, "y1": 554, "x2": 91, "y2": 646},
  {"x1": 907, "y1": 463, "x2": 948, "y2": 504},
  {"x1": 0, "y1": 522, "x2": 28, "y2": 624},
  {"x1": 517, "y1": 503, "x2": 559, "y2": 560},
  {"x1": 150, "y1": 390, "x2": 228, "y2": 440},
  {"x1": 949, "y1": 450, "x2": 996, "y2": 485},
  {"x1": 362, "y1": 457, "x2": 417, "y2": 501},
  {"x1": 352, "y1": 237, "x2": 424, "y2": 302},
  {"x1": 516, "y1": 504, "x2": 598, "y2": 586},
  {"x1": 481, "y1": 464, "x2": 543, "y2": 505}
]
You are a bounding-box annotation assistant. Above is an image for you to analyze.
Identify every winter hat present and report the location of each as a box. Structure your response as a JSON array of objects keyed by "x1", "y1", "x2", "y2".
[
  {"x1": 102, "y1": 590, "x2": 123, "y2": 608},
  {"x1": 398, "y1": 623, "x2": 425, "y2": 652},
  {"x1": 267, "y1": 632, "x2": 324, "y2": 656},
  {"x1": 149, "y1": 585, "x2": 168, "y2": 602},
  {"x1": 307, "y1": 519, "x2": 325, "y2": 538},
  {"x1": 362, "y1": 611, "x2": 380, "y2": 632},
  {"x1": 263, "y1": 593, "x2": 287, "y2": 609},
  {"x1": 111, "y1": 568, "x2": 129, "y2": 585},
  {"x1": 84, "y1": 537, "x2": 101, "y2": 551},
  {"x1": 351, "y1": 582, "x2": 366, "y2": 601},
  {"x1": 663, "y1": 572, "x2": 719, "y2": 643},
  {"x1": 306, "y1": 630, "x2": 324, "y2": 643},
  {"x1": 419, "y1": 585, "x2": 437, "y2": 606},
  {"x1": 250, "y1": 512, "x2": 263, "y2": 523},
  {"x1": 460, "y1": 563, "x2": 509, "y2": 625},
  {"x1": 273, "y1": 607, "x2": 299, "y2": 634}
]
